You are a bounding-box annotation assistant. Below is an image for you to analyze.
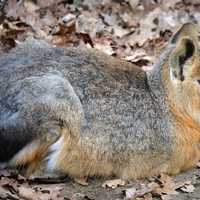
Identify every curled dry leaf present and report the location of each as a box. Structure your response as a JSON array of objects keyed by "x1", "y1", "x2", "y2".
[
  {"x1": 62, "y1": 13, "x2": 76, "y2": 25},
  {"x1": 18, "y1": 186, "x2": 40, "y2": 200},
  {"x1": 74, "y1": 177, "x2": 89, "y2": 186},
  {"x1": 179, "y1": 183, "x2": 195, "y2": 193},
  {"x1": 152, "y1": 174, "x2": 179, "y2": 196},
  {"x1": 124, "y1": 182, "x2": 159, "y2": 199},
  {"x1": 128, "y1": 0, "x2": 140, "y2": 9},
  {"x1": 125, "y1": 49, "x2": 154, "y2": 62},
  {"x1": 152, "y1": 174, "x2": 195, "y2": 199},
  {"x1": 123, "y1": 174, "x2": 195, "y2": 200},
  {"x1": 102, "y1": 179, "x2": 126, "y2": 189},
  {"x1": 124, "y1": 187, "x2": 137, "y2": 199},
  {"x1": 94, "y1": 43, "x2": 114, "y2": 55},
  {"x1": 0, "y1": 186, "x2": 19, "y2": 200},
  {"x1": 113, "y1": 25, "x2": 130, "y2": 38},
  {"x1": 125, "y1": 49, "x2": 154, "y2": 68},
  {"x1": 76, "y1": 13, "x2": 105, "y2": 38}
]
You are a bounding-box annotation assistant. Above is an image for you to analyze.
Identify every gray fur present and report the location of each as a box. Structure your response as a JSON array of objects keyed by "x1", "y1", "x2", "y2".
[{"x1": 0, "y1": 38, "x2": 176, "y2": 175}]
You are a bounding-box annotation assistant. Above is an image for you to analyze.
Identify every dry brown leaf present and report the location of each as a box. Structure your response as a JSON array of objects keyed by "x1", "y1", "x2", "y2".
[
  {"x1": 124, "y1": 187, "x2": 137, "y2": 199},
  {"x1": 125, "y1": 49, "x2": 153, "y2": 61},
  {"x1": 102, "y1": 179, "x2": 126, "y2": 189},
  {"x1": 126, "y1": 7, "x2": 161, "y2": 47},
  {"x1": 150, "y1": 174, "x2": 195, "y2": 200},
  {"x1": 128, "y1": 0, "x2": 140, "y2": 9},
  {"x1": 161, "y1": 0, "x2": 182, "y2": 9},
  {"x1": 0, "y1": 185, "x2": 19, "y2": 199},
  {"x1": 179, "y1": 183, "x2": 195, "y2": 193},
  {"x1": 74, "y1": 177, "x2": 88, "y2": 186},
  {"x1": 23, "y1": 1, "x2": 40, "y2": 12},
  {"x1": 125, "y1": 49, "x2": 154, "y2": 68},
  {"x1": 124, "y1": 182, "x2": 159, "y2": 199},
  {"x1": 113, "y1": 26, "x2": 130, "y2": 38},
  {"x1": 62, "y1": 13, "x2": 76, "y2": 25},
  {"x1": 76, "y1": 13, "x2": 105, "y2": 38},
  {"x1": 152, "y1": 174, "x2": 179, "y2": 196},
  {"x1": 94, "y1": 43, "x2": 114, "y2": 55},
  {"x1": 144, "y1": 193, "x2": 153, "y2": 200},
  {"x1": 18, "y1": 186, "x2": 40, "y2": 200},
  {"x1": 51, "y1": 23, "x2": 76, "y2": 35}
]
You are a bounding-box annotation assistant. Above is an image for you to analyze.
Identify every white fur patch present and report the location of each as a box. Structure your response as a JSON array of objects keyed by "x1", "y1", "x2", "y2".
[
  {"x1": 170, "y1": 68, "x2": 175, "y2": 82},
  {"x1": 169, "y1": 67, "x2": 180, "y2": 85},
  {"x1": 46, "y1": 136, "x2": 64, "y2": 172}
]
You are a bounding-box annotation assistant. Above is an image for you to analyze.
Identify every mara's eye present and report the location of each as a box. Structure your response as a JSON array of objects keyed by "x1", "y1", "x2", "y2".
[{"x1": 197, "y1": 80, "x2": 200, "y2": 84}]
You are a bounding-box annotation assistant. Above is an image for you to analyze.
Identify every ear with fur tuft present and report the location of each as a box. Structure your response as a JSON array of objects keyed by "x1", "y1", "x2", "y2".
[
  {"x1": 170, "y1": 22, "x2": 198, "y2": 44},
  {"x1": 169, "y1": 23, "x2": 199, "y2": 82}
]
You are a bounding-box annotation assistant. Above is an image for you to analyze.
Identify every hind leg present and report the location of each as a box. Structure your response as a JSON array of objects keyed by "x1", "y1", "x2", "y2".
[
  {"x1": 1, "y1": 73, "x2": 84, "y2": 179},
  {"x1": 9, "y1": 121, "x2": 62, "y2": 177}
]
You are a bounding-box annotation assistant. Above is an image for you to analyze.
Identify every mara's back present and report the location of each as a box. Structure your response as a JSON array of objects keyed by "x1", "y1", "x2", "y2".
[{"x1": 0, "y1": 40, "x2": 172, "y2": 160}]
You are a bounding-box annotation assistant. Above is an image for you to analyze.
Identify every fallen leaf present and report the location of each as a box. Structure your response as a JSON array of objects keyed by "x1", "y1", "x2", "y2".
[
  {"x1": 128, "y1": 0, "x2": 140, "y2": 9},
  {"x1": 179, "y1": 184, "x2": 195, "y2": 193},
  {"x1": 153, "y1": 174, "x2": 179, "y2": 196},
  {"x1": 102, "y1": 179, "x2": 126, "y2": 189},
  {"x1": 0, "y1": 185, "x2": 19, "y2": 200},
  {"x1": 74, "y1": 177, "x2": 89, "y2": 186},
  {"x1": 125, "y1": 48, "x2": 154, "y2": 68},
  {"x1": 124, "y1": 187, "x2": 137, "y2": 199},
  {"x1": 113, "y1": 26, "x2": 130, "y2": 38},
  {"x1": 18, "y1": 186, "x2": 39, "y2": 200},
  {"x1": 76, "y1": 13, "x2": 105, "y2": 38},
  {"x1": 62, "y1": 13, "x2": 76, "y2": 25},
  {"x1": 124, "y1": 182, "x2": 159, "y2": 199},
  {"x1": 94, "y1": 43, "x2": 114, "y2": 55}
]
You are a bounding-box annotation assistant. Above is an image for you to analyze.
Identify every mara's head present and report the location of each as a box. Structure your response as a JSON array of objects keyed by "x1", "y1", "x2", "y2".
[{"x1": 163, "y1": 23, "x2": 200, "y2": 125}]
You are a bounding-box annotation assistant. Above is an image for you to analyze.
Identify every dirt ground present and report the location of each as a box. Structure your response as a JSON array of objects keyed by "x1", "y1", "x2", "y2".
[
  {"x1": 59, "y1": 168, "x2": 200, "y2": 200},
  {"x1": 1, "y1": 166, "x2": 200, "y2": 199}
]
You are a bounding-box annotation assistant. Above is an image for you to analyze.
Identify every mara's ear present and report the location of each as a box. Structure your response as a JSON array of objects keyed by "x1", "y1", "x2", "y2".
[
  {"x1": 169, "y1": 23, "x2": 199, "y2": 82},
  {"x1": 169, "y1": 37, "x2": 197, "y2": 81},
  {"x1": 171, "y1": 23, "x2": 198, "y2": 44}
]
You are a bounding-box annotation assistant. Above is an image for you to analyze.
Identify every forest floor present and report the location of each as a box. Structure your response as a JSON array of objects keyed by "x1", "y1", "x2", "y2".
[{"x1": 1, "y1": 0, "x2": 200, "y2": 199}]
